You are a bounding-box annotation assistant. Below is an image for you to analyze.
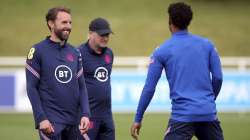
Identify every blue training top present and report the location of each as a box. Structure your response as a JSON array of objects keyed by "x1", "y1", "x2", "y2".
[
  {"x1": 78, "y1": 42, "x2": 114, "y2": 119},
  {"x1": 26, "y1": 37, "x2": 90, "y2": 128},
  {"x1": 135, "y1": 30, "x2": 223, "y2": 123}
]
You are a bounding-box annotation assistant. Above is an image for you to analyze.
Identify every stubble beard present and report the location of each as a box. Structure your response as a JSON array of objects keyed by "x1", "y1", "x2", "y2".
[{"x1": 54, "y1": 28, "x2": 71, "y2": 41}]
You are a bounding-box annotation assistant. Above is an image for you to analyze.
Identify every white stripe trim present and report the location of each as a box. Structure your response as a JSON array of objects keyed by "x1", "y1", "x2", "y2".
[
  {"x1": 164, "y1": 126, "x2": 171, "y2": 136},
  {"x1": 26, "y1": 63, "x2": 40, "y2": 79},
  {"x1": 39, "y1": 131, "x2": 50, "y2": 140},
  {"x1": 82, "y1": 133, "x2": 90, "y2": 140},
  {"x1": 76, "y1": 68, "x2": 83, "y2": 79}
]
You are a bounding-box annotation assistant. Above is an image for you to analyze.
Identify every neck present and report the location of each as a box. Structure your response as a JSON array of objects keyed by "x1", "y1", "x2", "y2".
[
  {"x1": 50, "y1": 32, "x2": 65, "y2": 46},
  {"x1": 170, "y1": 24, "x2": 187, "y2": 34},
  {"x1": 171, "y1": 26, "x2": 181, "y2": 34},
  {"x1": 172, "y1": 28, "x2": 179, "y2": 34}
]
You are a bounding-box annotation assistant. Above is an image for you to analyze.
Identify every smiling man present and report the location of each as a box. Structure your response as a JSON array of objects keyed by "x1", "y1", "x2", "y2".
[
  {"x1": 26, "y1": 7, "x2": 90, "y2": 140},
  {"x1": 78, "y1": 17, "x2": 115, "y2": 140}
]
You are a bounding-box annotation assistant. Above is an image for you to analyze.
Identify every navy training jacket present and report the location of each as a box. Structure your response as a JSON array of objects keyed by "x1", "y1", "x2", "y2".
[
  {"x1": 78, "y1": 42, "x2": 113, "y2": 119},
  {"x1": 26, "y1": 37, "x2": 90, "y2": 128}
]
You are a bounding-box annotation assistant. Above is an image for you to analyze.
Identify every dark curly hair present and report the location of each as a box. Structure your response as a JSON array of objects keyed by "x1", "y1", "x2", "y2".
[{"x1": 168, "y1": 2, "x2": 193, "y2": 30}]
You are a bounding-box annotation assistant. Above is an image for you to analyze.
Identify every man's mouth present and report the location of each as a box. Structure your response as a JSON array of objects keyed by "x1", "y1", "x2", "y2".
[
  {"x1": 62, "y1": 28, "x2": 71, "y2": 34},
  {"x1": 63, "y1": 30, "x2": 70, "y2": 34}
]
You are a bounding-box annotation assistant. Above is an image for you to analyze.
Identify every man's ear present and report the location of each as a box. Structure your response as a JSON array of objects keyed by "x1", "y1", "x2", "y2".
[
  {"x1": 48, "y1": 20, "x2": 54, "y2": 31},
  {"x1": 88, "y1": 31, "x2": 94, "y2": 39}
]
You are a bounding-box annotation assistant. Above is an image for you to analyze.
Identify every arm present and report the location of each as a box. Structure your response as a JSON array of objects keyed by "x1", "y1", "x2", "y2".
[
  {"x1": 77, "y1": 51, "x2": 90, "y2": 118},
  {"x1": 77, "y1": 51, "x2": 90, "y2": 134},
  {"x1": 209, "y1": 46, "x2": 223, "y2": 100},
  {"x1": 131, "y1": 51, "x2": 163, "y2": 139},
  {"x1": 78, "y1": 69, "x2": 90, "y2": 117},
  {"x1": 25, "y1": 47, "x2": 47, "y2": 129},
  {"x1": 134, "y1": 54, "x2": 163, "y2": 123}
]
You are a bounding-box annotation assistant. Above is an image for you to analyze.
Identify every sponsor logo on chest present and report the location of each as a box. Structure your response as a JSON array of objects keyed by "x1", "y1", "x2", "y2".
[
  {"x1": 94, "y1": 67, "x2": 108, "y2": 82},
  {"x1": 55, "y1": 65, "x2": 72, "y2": 83}
]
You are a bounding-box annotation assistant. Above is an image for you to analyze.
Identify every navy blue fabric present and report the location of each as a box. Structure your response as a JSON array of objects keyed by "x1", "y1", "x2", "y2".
[
  {"x1": 79, "y1": 118, "x2": 115, "y2": 140},
  {"x1": 164, "y1": 119, "x2": 224, "y2": 140},
  {"x1": 26, "y1": 37, "x2": 90, "y2": 129},
  {"x1": 78, "y1": 42, "x2": 113, "y2": 119},
  {"x1": 78, "y1": 42, "x2": 114, "y2": 140},
  {"x1": 39, "y1": 123, "x2": 78, "y2": 140}
]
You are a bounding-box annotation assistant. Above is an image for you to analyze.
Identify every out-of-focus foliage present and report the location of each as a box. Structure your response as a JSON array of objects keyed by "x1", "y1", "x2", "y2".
[{"x1": 0, "y1": 0, "x2": 250, "y2": 56}]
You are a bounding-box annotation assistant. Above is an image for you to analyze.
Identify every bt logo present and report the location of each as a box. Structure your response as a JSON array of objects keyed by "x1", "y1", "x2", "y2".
[
  {"x1": 59, "y1": 71, "x2": 69, "y2": 78},
  {"x1": 55, "y1": 65, "x2": 72, "y2": 83},
  {"x1": 94, "y1": 67, "x2": 108, "y2": 82}
]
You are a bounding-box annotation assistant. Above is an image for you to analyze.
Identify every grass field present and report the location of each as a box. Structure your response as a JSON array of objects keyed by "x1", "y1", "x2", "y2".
[
  {"x1": 1, "y1": 0, "x2": 250, "y2": 56},
  {"x1": 0, "y1": 113, "x2": 249, "y2": 140}
]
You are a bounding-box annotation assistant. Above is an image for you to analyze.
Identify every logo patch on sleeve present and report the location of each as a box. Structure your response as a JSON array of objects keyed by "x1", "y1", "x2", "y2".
[
  {"x1": 104, "y1": 55, "x2": 111, "y2": 64},
  {"x1": 66, "y1": 53, "x2": 74, "y2": 62},
  {"x1": 149, "y1": 58, "x2": 154, "y2": 64}
]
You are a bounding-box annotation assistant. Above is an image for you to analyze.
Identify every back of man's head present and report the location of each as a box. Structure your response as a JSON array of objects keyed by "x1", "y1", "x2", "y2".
[{"x1": 168, "y1": 2, "x2": 193, "y2": 30}]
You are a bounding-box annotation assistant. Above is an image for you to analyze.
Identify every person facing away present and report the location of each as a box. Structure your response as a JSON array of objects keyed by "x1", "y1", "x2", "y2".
[
  {"x1": 78, "y1": 17, "x2": 115, "y2": 140},
  {"x1": 26, "y1": 7, "x2": 90, "y2": 140},
  {"x1": 131, "y1": 2, "x2": 224, "y2": 140}
]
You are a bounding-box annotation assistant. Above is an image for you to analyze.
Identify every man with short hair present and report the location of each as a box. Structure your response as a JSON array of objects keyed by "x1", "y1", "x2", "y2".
[
  {"x1": 78, "y1": 17, "x2": 115, "y2": 140},
  {"x1": 26, "y1": 7, "x2": 90, "y2": 140},
  {"x1": 131, "y1": 2, "x2": 224, "y2": 140}
]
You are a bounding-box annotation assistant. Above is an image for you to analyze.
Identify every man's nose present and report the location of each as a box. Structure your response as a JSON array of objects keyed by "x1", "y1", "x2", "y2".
[
  {"x1": 103, "y1": 36, "x2": 109, "y2": 41},
  {"x1": 65, "y1": 22, "x2": 72, "y2": 29}
]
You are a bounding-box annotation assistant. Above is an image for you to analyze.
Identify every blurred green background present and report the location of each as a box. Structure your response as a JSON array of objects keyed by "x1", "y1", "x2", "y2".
[
  {"x1": 0, "y1": 0, "x2": 250, "y2": 56},
  {"x1": 1, "y1": 0, "x2": 250, "y2": 140}
]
